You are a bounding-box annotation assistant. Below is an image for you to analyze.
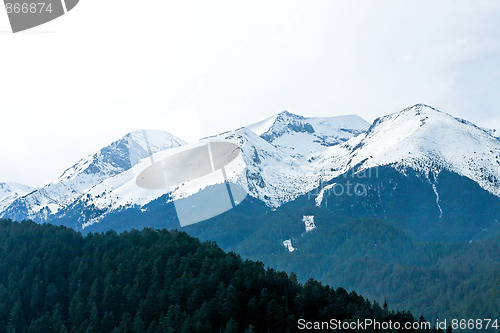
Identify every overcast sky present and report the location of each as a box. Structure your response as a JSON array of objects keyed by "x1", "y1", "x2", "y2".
[{"x1": 1, "y1": 0, "x2": 499, "y2": 187}]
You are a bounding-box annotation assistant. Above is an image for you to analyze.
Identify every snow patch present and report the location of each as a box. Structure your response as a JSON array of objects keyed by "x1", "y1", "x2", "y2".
[
  {"x1": 315, "y1": 183, "x2": 336, "y2": 207},
  {"x1": 303, "y1": 215, "x2": 316, "y2": 232},
  {"x1": 431, "y1": 183, "x2": 443, "y2": 219},
  {"x1": 282, "y1": 239, "x2": 295, "y2": 252}
]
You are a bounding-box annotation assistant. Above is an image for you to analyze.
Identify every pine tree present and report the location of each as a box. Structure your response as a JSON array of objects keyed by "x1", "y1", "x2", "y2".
[{"x1": 223, "y1": 318, "x2": 238, "y2": 333}]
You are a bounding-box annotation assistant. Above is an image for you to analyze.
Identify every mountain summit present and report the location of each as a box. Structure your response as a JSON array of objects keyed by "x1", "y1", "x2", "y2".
[
  {"x1": 318, "y1": 104, "x2": 500, "y2": 197},
  {"x1": 1, "y1": 130, "x2": 185, "y2": 222},
  {"x1": 246, "y1": 111, "x2": 369, "y2": 159},
  {"x1": 0, "y1": 182, "x2": 34, "y2": 212}
]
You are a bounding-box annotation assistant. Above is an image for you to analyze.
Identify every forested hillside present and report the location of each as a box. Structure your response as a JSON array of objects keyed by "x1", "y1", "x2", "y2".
[
  {"x1": 0, "y1": 219, "x2": 445, "y2": 333},
  {"x1": 179, "y1": 199, "x2": 500, "y2": 323}
]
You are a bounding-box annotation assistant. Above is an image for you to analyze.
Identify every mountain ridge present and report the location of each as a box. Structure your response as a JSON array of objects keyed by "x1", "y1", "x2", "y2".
[
  {"x1": 1, "y1": 130, "x2": 185, "y2": 222},
  {"x1": 0, "y1": 182, "x2": 34, "y2": 212},
  {"x1": 314, "y1": 104, "x2": 500, "y2": 197},
  {"x1": 1, "y1": 104, "x2": 499, "y2": 234},
  {"x1": 246, "y1": 110, "x2": 370, "y2": 160}
]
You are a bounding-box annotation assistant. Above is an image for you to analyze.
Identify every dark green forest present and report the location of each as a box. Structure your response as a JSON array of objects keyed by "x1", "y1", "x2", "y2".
[
  {"x1": 0, "y1": 219, "x2": 446, "y2": 333},
  {"x1": 178, "y1": 199, "x2": 500, "y2": 324},
  {"x1": 237, "y1": 218, "x2": 500, "y2": 322}
]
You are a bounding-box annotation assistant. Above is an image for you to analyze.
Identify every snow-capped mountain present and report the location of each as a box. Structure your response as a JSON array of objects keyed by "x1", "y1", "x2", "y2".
[
  {"x1": 302, "y1": 104, "x2": 500, "y2": 242},
  {"x1": 0, "y1": 182, "x2": 34, "y2": 212},
  {"x1": 0, "y1": 111, "x2": 370, "y2": 228},
  {"x1": 195, "y1": 127, "x2": 320, "y2": 208},
  {"x1": 315, "y1": 104, "x2": 500, "y2": 198},
  {"x1": 1, "y1": 130, "x2": 185, "y2": 222},
  {"x1": 66, "y1": 112, "x2": 370, "y2": 219},
  {"x1": 42, "y1": 117, "x2": 366, "y2": 229},
  {"x1": 1, "y1": 104, "x2": 499, "y2": 238},
  {"x1": 246, "y1": 110, "x2": 369, "y2": 160}
]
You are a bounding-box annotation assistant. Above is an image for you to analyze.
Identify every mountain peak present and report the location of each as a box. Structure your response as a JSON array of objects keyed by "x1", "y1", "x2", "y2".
[
  {"x1": 0, "y1": 182, "x2": 35, "y2": 213},
  {"x1": 367, "y1": 103, "x2": 457, "y2": 136},
  {"x1": 408, "y1": 103, "x2": 441, "y2": 112},
  {"x1": 1, "y1": 130, "x2": 186, "y2": 221},
  {"x1": 331, "y1": 104, "x2": 500, "y2": 197},
  {"x1": 245, "y1": 111, "x2": 369, "y2": 162},
  {"x1": 59, "y1": 130, "x2": 185, "y2": 181},
  {"x1": 276, "y1": 110, "x2": 304, "y2": 119}
]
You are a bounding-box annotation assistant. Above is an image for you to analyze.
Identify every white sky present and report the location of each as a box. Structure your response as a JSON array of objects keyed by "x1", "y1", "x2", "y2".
[{"x1": 0, "y1": 0, "x2": 499, "y2": 187}]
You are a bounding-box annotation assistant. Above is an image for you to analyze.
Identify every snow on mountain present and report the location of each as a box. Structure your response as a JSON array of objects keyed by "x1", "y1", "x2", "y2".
[
  {"x1": 246, "y1": 114, "x2": 279, "y2": 136},
  {"x1": 316, "y1": 104, "x2": 500, "y2": 198},
  {"x1": 246, "y1": 111, "x2": 369, "y2": 160},
  {"x1": 303, "y1": 215, "x2": 316, "y2": 232},
  {"x1": 1, "y1": 130, "x2": 185, "y2": 221},
  {"x1": 169, "y1": 126, "x2": 325, "y2": 208},
  {"x1": 66, "y1": 112, "x2": 370, "y2": 225},
  {"x1": 488, "y1": 127, "x2": 500, "y2": 138},
  {"x1": 71, "y1": 127, "x2": 320, "y2": 226},
  {"x1": 2, "y1": 111, "x2": 370, "y2": 226},
  {"x1": 282, "y1": 239, "x2": 296, "y2": 252},
  {"x1": 219, "y1": 128, "x2": 319, "y2": 207},
  {"x1": 0, "y1": 182, "x2": 34, "y2": 212},
  {"x1": 69, "y1": 143, "x2": 203, "y2": 228},
  {"x1": 4, "y1": 104, "x2": 498, "y2": 230}
]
